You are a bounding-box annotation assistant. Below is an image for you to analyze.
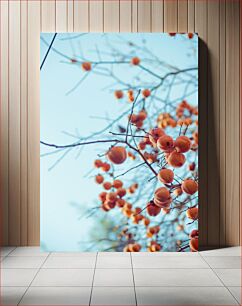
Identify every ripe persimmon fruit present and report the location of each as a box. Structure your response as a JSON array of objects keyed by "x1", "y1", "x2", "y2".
[
  {"x1": 190, "y1": 237, "x2": 198, "y2": 252},
  {"x1": 188, "y1": 33, "x2": 194, "y2": 39},
  {"x1": 106, "y1": 192, "x2": 117, "y2": 202},
  {"x1": 103, "y1": 182, "x2": 112, "y2": 190},
  {"x1": 142, "y1": 89, "x2": 151, "y2": 98},
  {"x1": 186, "y1": 207, "x2": 198, "y2": 220},
  {"x1": 94, "y1": 159, "x2": 103, "y2": 168},
  {"x1": 107, "y1": 146, "x2": 127, "y2": 164},
  {"x1": 154, "y1": 187, "x2": 170, "y2": 202},
  {"x1": 130, "y1": 243, "x2": 141, "y2": 252},
  {"x1": 189, "y1": 162, "x2": 196, "y2": 171},
  {"x1": 116, "y1": 188, "x2": 126, "y2": 197},
  {"x1": 158, "y1": 168, "x2": 174, "y2": 184},
  {"x1": 116, "y1": 198, "x2": 125, "y2": 208},
  {"x1": 131, "y1": 57, "x2": 140, "y2": 65},
  {"x1": 101, "y1": 163, "x2": 111, "y2": 172},
  {"x1": 114, "y1": 90, "x2": 123, "y2": 99},
  {"x1": 147, "y1": 202, "x2": 161, "y2": 216},
  {"x1": 150, "y1": 242, "x2": 161, "y2": 252},
  {"x1": 99, "y1": 191, "x2": 107, "y2": 202},
  {"x1": 189, "y1": 229, "x2": 199, "y2": 239},
  {"x1": 135, "y1": 120, "x2": 143, "y2": 128},
  {"x1": 103, "y1": 200, "x2": 116, "y2": 210},
  {"x1": 95, "y1": 174, "x2": 104, "y2": 184},
  {"x1": 167, "y1": 151, "x2": 186, "y2": 168},
  {"x1": 149, "y1": 128, "x2": 165, "y2": 146},
  {"x1": 138, "y1": 110, "x2": 147, "y2": 121},
  {"x1": 113, "y1": 179, "x2": 123, "y2": 189},
  {"x1": 174, "y1": 135, "x2": 191, "y2": 153},
  {"x1": 82, "y1": 62, "x2": 91, "y2": 71},
  {"x1": 157, "y1": 135, "x2": 174, "y2": 152},
  {"x1": 182, "y1": 179, "x2": 198, "y2": 195}
]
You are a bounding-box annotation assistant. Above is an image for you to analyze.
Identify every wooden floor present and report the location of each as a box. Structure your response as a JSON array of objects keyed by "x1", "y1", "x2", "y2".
[{"x1": 0, "y1": 0, "x2": 241, "y2": 246}]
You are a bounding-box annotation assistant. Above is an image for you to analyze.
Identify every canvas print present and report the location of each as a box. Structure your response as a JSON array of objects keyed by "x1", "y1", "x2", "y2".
[{"x1": 40, "y1": 33, "x2": 198, "y2": 252}]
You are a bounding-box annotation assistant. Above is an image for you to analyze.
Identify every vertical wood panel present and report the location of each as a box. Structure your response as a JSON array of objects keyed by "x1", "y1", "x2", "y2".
[
  {"x1": 225, "y1": 0, "x2": 240, "y2": 246},
  {"x1": 164, "y1": 0, "x2": 178, "y2": 32},
  {"x1": 240, "y1": 0, "x2": 242, "y2": 248},
  {"x1": 178, "y1": 0, "x2": 188, "y2": 33},
  {"x1": 132, "y1": 0, "x2": 138, "y2": 32},
  {"x1": 41, "y1": 0, "x2": 56, "y2": 32},
  {"x1": 151, "y1": 0, "x2": 164, "y2": 32},
  {"x1": 188, "y1": 0, "x2": 195, "y2": 32},
  {"x1": 195, "y1": 0, "x2": 208, "y2": 247},
  {"x1": 0, "y1": 0, "x2": 241, "y2": 247},
  {"x1": 67, "y1": 0, "x2": 74, "y2": 32},
  {"x1": 90, "y1": 0, "x2": 103, "y2": 32},
  {"x1": 56, "y1": 0, "x2": 67, "y2": 32},
  {"x1": 137, "y1": 0, "x2": 151, "y2": 32},
  {"x1": 104, "y1": 0, "x2": 119, "y2": 32},
  {"x1": 20, "y1": 0, "x2": 28, "y2": 245},
  {"x1": 28, "y1": 0, "x2": 40, "y2": 245},
  {"x1": 0, "y1": 0, "x2": 9, "y2": 245},
  {"x1": 74, "y1": 0, "x2": 89, "y2": 32},
  {"x1": 9, "y1": 0, "x2": 21, "y2": 246},
  {"x1": 207, "y1": 0, "x2": 220, "y2": 246},
  {"x1": 120, "y1": 0, "x2": 131, "y2": 32},
  {"x1": 219, "y1": 0, "x2": 226, "y2": 246}
]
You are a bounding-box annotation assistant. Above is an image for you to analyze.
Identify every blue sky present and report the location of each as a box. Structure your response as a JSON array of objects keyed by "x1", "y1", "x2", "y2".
[{"x1": 40, "y1": 33, "x2": 198, "y2": 251}]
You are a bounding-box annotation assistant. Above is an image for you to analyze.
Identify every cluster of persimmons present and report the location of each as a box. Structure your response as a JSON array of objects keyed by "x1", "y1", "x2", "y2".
[{"x1": 90, "y1": 62, "x2": 198, "y2": 252}]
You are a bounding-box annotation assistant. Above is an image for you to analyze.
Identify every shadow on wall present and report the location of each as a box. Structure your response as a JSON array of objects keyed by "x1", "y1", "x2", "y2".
[{"x1": 198, "y1": 38, "x2": 221, "y2": 250}]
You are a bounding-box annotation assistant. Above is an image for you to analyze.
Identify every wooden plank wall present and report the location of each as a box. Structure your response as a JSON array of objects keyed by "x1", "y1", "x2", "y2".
[{"x1": 0, "y1": 0, "x2": 240, "y2": 247}]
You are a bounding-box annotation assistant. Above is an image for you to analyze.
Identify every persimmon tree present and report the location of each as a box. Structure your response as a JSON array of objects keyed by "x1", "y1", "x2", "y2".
[{"x1": 41, "y1": 33, "x2": 198, "y2": 252}]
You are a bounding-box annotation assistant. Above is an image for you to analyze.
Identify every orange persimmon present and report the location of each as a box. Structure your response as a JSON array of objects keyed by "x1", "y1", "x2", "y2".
[
  {"x1": 174, "y1": 135, "x2": 191, "y2": 153},
  {"x1": 113, "y1": 180, "x2": 123, "y2": 189},
  {"x1": 142, "y1": 89, "x2": 151, "y2": 98},
  {"x1": 131, "y1": 56, "x2": 140, "y2": 65},
  {"x1": 167, "y1": 151, "x2": 186, "y2": 168},
  {"x1": 94, "y1": 159, "x2": 103, "y2": 168},
  {"x1": 158, "y1": 168, "x2": 174, "y2": 184},
  {"x1": 188, "y1": 33, "x2": 194, "y2": 39},
  {"x1": 106, "y1": 192, "x2": 117, "y2": 202},
  {"x1": 157, "y1": 135, "x2": 174, "y2": 152},
  {"x1": 99, "y1": 191, "x2": 107, "y2": 202},
  {"x1": 101, "y1": 163, "x2": 111, "y2": 172},
  {"x1": 95, "y1": 174, "x2": 104, "y2": 184},
  {"x1": 103, "y1": 182, "x2": 112, "y2": 190},
  {"x1": 154, "y1": 187, "x2": 170, "y2": 202},
  {"x1": 186, "y1": 207, "x2": 198, "y2": 220},
  {"x1": 107, "y1": 146, "x2": 127, "y2": 165},
  {"x1": 114, "y1": 90, "x2": 124, "y2": 99},
  {"x1": 149, "y1": 128, "x2": 165, "y2": 146},
  {"x1": 147, "y1": 202, "x2": 161, "y2": 216},
  {"x1": 190, "y1": 237, "x2": 198, "y2": 252},
  {"x1": 116, "y1": 188, "x2": 127, "y2": 198},
  {"x1": 82, "y1": 62, "x2": 91, "y2": 71},
  {"x1": 116, "y1": 198, "x2": 125, "y2": 208},
  {"x1": 182, "y1": 179, "x2": 198, "y2": 195},
  {"x1": 189, "y1": 229, "x2": 199, "y2": 239}
]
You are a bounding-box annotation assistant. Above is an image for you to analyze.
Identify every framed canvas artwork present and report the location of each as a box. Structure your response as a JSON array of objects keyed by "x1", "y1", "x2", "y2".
[{"x1": 40, "y1": 33, "x2": 198, "y2": 252}]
